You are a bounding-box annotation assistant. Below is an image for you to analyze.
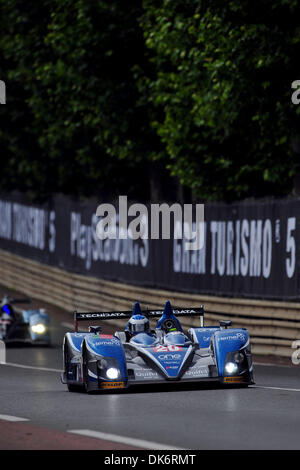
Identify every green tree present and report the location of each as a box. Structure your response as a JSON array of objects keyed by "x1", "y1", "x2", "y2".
[
  {"x1": 1, "y1": 0, "x2": 300, "y2": 203},
  {"x1": 0, "y1": 0, "x2": 163, "y2": 201},
  {"x1": 140, "y1": 0, "x2": 300, "y2": 201}
]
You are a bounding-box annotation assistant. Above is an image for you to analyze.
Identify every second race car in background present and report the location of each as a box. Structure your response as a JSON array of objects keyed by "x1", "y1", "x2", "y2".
[{"x1": 0, "y1": 295, "x2": 51, "y2": 345}]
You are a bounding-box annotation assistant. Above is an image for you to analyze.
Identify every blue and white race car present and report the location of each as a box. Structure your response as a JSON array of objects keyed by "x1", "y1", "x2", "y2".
[
  {"x1": 0, "y1": 295, "x2": 51, "y2": 345},
  {"x1": 61, "y1": 301, "x2": 254, "y2": 392}
]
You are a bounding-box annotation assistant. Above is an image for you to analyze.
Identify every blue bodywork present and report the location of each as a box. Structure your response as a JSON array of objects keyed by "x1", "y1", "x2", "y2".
[
  {"x1": 63, "y1": 301, "x2": 253, "y2": 392},
  {"x1": 213, "y1": 329, "x2": 250, "y2": 376},
  {"x1": 155, "y1": 300, "x2": 183, "y2": 332}
]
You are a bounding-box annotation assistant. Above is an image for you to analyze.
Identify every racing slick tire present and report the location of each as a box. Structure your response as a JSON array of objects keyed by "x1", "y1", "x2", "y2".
[
  {"x1": 64, "y1": 343, "x2": 84, "y2": 393},
  {"x1": 82, "y1": 345, "x2": 92, "y2": 394}
]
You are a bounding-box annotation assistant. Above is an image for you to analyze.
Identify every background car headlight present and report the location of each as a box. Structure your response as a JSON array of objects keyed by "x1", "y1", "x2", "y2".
[
  {"x1": 225, "y1": 362, "x2": 239, "y2": 375},
  {"x1": 106, "y1": 367, "x2": 119, "y2": 379},
  {"x1": 31, "y1": 324, "x2": 46, "y2": 334}
]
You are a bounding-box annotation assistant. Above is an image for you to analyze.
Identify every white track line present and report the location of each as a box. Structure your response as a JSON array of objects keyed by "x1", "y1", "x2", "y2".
[
  {"x1": 0, "y1": 362, "x2": 62, "y2": 373},
  {"x1": 0, "y1": 414, "x2": 29, "y2": 422},
  {"x1": 253, "y1": 361, "x2": 292, "y2": 368},
  {"x1": 251, "y1": 385, "x2": 300, "y2": 392},
  {"x1": 68, "y1": 429, "x2": 184, "y2": 450}
]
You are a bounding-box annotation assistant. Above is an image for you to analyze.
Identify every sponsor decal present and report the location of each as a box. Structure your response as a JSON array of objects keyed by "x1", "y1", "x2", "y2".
[
  {"x1": 223, "y1": 376, "x2": 244, "y2": 383},
  {"x1": 173, "y1": 309, "x2": 198, "y2": 314},
  {"x1": 94, "y1": 341, "x2": 115, "y2": 347},
  {"x1": 100, "y1": 334, "x2": 114, "y2": 339},
  {"x1": 219, "y1": 333, "x2": 246, "y2": 342},
  {"x1": 135, "y1": 370, "x2": 159, "y2": 378},
  {"x1": 93, "y1": 338, "x2": 120, "y2": 346},
  {"x1": 153, "y1": 345, "x2": 182, "y2": 352},
  {"x1": 158, "y1": 354, "x2": 181, "y2": 361},
  {"x1": 101, "y1": 381, "x2": 125, "y2": 389},
  {"x1": 78, "y1": 312, "x2": 127, "y2": 319},
  {"x1": 147, "y1": 309, "x2": 203, "y2": 316},
  {"x1": 185, "y1": 367, "x2": 209, "y2": 377}
]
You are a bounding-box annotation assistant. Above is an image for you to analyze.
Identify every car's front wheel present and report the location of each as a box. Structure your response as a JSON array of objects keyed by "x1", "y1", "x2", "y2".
[
  {"x1": 64, "y1": 343, "x2": 84, "y2": 393},
  {"x1": 82, "y1": 346, "x2": 90, "y2": 393}
]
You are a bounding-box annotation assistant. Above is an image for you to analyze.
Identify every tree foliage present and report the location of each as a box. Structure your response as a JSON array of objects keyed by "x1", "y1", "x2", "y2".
[
  {"x1": 140, "y1": 0, "x2": 300, "y2": 200},
  {"x1": 0, "y1": 0, "x2": 159, "y2": 200},
  {"x1": 0, "y1": 0, "x2": 300, "y2": 202}
]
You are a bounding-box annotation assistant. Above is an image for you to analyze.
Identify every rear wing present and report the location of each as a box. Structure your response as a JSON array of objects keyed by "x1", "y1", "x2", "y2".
[{"x1": 74, "y1": 307, "x2": 204, "y2": 332}]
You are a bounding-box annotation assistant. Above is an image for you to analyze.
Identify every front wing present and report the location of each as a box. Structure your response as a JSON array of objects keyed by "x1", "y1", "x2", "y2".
[{"x1": 83, "y1": 351, "x2": 253, "y2": 391}]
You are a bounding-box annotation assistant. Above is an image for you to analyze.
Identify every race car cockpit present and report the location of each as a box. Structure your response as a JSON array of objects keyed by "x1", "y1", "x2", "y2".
[{"x1": 115, "y1": 300, "x2": 191, "y2": 348}]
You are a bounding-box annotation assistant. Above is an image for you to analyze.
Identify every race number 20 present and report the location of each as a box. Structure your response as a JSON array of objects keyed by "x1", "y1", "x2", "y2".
[{"x1": 153, "y1": 345, "x2": 182, "y2": 352}]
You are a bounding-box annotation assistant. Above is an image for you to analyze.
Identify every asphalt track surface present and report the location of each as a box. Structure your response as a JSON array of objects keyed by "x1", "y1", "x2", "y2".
[{"x1": 0, "y1": 286, "x2": 300, "y2": 450}]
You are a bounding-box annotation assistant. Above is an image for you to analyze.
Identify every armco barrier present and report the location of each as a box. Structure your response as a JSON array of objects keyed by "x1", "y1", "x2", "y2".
[{"x1": 0, "y1": 248, "x2": 300, "y2": 359}]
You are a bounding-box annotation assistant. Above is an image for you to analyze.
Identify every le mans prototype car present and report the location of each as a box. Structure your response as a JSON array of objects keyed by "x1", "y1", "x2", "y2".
[
  {"x1": 0, "y1": 295, "x2": 51, "y2": 345},
  {"x1": 61, "y1": 301, "x2": 254, "y2": 392}
]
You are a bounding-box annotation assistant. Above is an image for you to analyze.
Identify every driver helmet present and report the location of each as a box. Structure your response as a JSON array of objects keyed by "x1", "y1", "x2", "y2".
[{"x1": 127, "y1": 314, "x2": 150, "y2": 335}]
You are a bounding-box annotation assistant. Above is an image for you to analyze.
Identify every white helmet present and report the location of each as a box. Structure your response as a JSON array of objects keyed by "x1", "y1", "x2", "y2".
[{"x1": 127, "y1": 314, "x2": 150, "y2": 335}]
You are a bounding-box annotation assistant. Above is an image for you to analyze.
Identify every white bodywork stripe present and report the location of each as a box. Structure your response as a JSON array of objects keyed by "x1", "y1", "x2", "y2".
[
  {"x1": 88, "y1": 369, "x2": 98, "y2": 379},
  {"x1": 178, "y1": 345, "x2": 194, "y2": 375}
]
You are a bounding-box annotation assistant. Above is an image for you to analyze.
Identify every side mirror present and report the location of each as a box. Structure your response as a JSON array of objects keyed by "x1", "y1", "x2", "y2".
[{"x1": 219, "y1": 320, "x2": 232, "y2": 329}]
